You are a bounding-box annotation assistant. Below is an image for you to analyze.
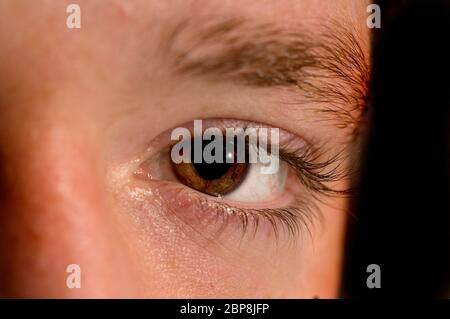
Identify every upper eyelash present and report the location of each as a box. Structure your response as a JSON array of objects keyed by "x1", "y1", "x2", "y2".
[{"x1": 279, "y1": 141, "x2": 355, "y2": 197}]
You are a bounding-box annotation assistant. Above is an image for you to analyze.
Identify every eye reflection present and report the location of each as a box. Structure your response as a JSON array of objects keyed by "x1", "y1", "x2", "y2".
[{"x1": 171, "y1": 137, "x2": 249, "y2": 197}]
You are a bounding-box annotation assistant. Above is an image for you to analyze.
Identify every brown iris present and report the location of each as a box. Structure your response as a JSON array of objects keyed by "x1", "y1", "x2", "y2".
[{"x1": 171, "y1": 137, "x2": 249, "y2": 197}]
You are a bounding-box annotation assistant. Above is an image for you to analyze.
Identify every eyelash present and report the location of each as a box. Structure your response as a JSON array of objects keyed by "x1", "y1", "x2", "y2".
[
  {"x1": 165, "y1": 140, "x2": 350, "y2": 242},
  {"x1": 192, "y1": 192, "x2": 319, "y2": 243},
  {"x1": 279, "y1": 142, "x2": 353, "y2": 196}
]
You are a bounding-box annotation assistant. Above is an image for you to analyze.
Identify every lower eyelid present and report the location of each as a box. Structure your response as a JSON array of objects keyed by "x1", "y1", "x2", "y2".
[{"x1": 144, "y1": 180, "x2": 318, "y2": 244}]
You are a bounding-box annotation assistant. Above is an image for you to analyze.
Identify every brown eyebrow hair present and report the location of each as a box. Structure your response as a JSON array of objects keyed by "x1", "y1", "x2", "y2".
[{"x1": 162, "y1": 17, "x2": 370, "y2": 132}]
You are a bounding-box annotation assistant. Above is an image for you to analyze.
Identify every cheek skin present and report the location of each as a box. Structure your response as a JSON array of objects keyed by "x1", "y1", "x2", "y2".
[
  {"x1": 109, "y1": 173, "x2": 346, "y2": 298},
  {"x1": 0, "y1": 112, "x2": 143, "y2": 297}
]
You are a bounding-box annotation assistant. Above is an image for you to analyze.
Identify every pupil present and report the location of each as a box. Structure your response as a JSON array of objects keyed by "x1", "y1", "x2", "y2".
[
  {"x1": 191, "y1": 138, "x2": 234, "y2": 181},
  {"x1": 193, "y1": 162, "x2": 232, "y2": 181}
]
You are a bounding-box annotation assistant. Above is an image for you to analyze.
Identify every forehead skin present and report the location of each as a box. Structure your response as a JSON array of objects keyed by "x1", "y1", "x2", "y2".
[{"x1": 0, "y1": 1, "x2": 370, "y2": 298}]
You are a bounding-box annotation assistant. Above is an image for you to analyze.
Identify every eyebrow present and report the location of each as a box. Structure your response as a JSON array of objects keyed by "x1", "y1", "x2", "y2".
[{"x1": 162, "y1": 17, "x2": 370, "y2": 131}]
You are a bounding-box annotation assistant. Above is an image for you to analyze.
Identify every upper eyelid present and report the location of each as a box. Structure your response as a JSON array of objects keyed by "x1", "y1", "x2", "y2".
[
  {"x1": 137, "y1": 118, "x2": 351, "y2": 195},
  {"x1": 138, "y1": 127, "x2": 350, "y2": 200},
  {"x1": 136, "y1": 118, "x2": 311, "y2": 164}
]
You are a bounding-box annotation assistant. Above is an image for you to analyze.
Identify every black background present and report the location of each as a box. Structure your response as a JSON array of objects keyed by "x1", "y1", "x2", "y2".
[{"x1": 342, "y1": 0, "x2": 450, "y2": 298}]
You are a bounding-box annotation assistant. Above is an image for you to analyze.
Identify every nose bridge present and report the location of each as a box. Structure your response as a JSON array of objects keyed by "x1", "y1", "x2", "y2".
[{"x1": 0, "y1": 121, "x2": 132, "y2": 297}]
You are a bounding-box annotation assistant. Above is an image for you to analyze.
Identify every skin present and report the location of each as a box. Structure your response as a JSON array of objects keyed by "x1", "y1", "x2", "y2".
[{"x1": 0, "y1": 0, "x2": 370, "y2": 298}]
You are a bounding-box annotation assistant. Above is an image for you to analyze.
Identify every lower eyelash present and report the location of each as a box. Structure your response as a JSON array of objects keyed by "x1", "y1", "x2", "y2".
[
  {"x1": 196, "y1": 195, "x2": 321, "y2": 244},
  {"x1": 204, "y1": 144, "x2": 349, "y2": 241},
  {"x1": 147, "y1": 181, "x2": 320, "y2": 244}
]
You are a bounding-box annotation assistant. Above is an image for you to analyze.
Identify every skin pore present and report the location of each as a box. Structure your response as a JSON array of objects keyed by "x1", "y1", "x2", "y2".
[{"x1": 0, "y1": 0, "x2": 370, "y2": 297}]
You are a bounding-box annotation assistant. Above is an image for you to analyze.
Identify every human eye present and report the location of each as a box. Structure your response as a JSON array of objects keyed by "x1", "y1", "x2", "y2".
[{"x1": 134, "y1": 119, "x2": 348, "y2": 244}]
